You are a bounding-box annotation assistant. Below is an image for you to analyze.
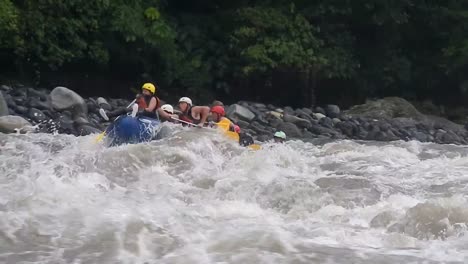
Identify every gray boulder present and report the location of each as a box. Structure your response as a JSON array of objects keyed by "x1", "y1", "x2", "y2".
[
  {"x1": 345, "y1": 97, "x2": 424, "y2": 120},
  {"x1": 336, "y1": 121, "x2": 357, "y2": 137},
  {"x1": 319, "y1": 117, "x2": 334, "y2": 128},
  {"x1": 315, "y1": 106, "x2": 326, "y2": 115},
  {"x1": 29, "y1": 108, "x2": 47, "y2": 123},
  {"x1": 15, "y1": 106, "x2": 28, "y2": 115},
  {"x1": 283, "y1": 106, "x2": 295, "y2": 114},
  {"x1": 325, "y1": 104, "x2": 340, "y2": 118},
  {"x1": 277, "y1": 122, "x2": 302, "y2": 138},
  {"x1": 226, "y1": 104, "x2": 256, "y2": 122},
  {"x1": 283, "y1": 114, "x2": 311, "y2": 128},
  {"x1": 236, "y1": 120, "x2": 250, "y2": 128},
  {"x1": 313, "y1": 113, "x2": 326, "y2": 120},
  {"x1": 50, "y1": 86, "x2": 88, "y2": 114},
  {"x1": 97, "y1": 97, "x2": 112, "y2": 111},
  {"x1": 301, "y1": 108, "x2": 313, "y2": 115},
  {"x1": 0, "y1": 91, "x2": 8, "y2": 116},
  {"x1": 0, "y1": 115, "x2": 34, "y2": 133},
  {"x1": 76, "y1": 125, "x2": 102, "y2": 136}
]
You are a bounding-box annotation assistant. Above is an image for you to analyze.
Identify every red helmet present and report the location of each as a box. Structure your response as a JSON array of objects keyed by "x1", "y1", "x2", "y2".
[{"x1": 211, "y1": 105, "x2": 225, "y2": 116}]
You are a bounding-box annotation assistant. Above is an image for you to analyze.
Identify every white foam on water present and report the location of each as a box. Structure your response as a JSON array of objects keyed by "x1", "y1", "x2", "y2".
[{"x1": 2, "y1": 131, "x2": 468, "y2": 263}]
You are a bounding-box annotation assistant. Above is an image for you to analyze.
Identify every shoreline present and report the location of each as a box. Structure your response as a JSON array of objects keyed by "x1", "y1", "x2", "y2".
[{"x1": 1, "y1": 85, "x2": 468, "y2": 145}]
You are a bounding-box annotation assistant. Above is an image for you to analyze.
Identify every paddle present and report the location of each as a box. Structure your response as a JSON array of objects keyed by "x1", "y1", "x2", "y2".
[
  {"x1": 95, "y1": 99, "x2": 137, "y2": 143},
  {"x1": 171, "y1": 116, "x2": 261, "y2": 150},
  {"x1": 170, "y1": 116, "x2": 207, "y2": 128}
]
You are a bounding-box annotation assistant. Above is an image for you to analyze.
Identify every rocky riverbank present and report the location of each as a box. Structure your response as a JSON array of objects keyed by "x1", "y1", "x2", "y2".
[{"x1": 1, "y1": 84, "x2": 468, "y2": 145}]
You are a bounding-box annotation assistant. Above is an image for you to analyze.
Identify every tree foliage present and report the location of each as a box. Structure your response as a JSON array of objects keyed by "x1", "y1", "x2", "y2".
[{"x1": 1, "y1": 0, "x2": 468, "y2": 106}]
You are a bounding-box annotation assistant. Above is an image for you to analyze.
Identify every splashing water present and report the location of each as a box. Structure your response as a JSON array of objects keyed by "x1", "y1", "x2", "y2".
[{"x1": 1, "y1": 127, "x2": 468, "y2": 264}]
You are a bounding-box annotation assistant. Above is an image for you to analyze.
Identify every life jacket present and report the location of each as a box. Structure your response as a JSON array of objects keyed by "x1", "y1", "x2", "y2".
[
  {"x1": 214, "y1": 117, "x2": 239, "y2": 141},
  {"x1": 216, "y1": 117, "x2": 236, "y2": 132},
  {"x1": 178, "y1": 107, "x2": 201, "y2": 125},
  {"x1": 136, "y1": 95, "x2": 161, "y2": 118}
]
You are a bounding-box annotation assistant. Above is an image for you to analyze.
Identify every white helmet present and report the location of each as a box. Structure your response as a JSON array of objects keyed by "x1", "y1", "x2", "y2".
[
  {"x1": 178, "y1": 97, "x2": 192, "y2": 106},
  {"x1": 161, "y1": 104, "x2": 174, "y2": 114}
]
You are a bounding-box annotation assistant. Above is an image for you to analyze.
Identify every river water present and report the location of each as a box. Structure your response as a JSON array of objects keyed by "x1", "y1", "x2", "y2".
[{"x1": 1, "y1": 126, "x2": 468, "y2": 264}]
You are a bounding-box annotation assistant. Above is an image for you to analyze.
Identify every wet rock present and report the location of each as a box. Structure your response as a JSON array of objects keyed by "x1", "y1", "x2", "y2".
[
  {"x1": 97, "y1": 97, "x2": 111, "y2": 110},
  {"x1": 325, "y1": 104, "x2": 340, "y2": 118},
  {"x1": 267, "y1": 111, "x2": 283, "y2": 120},
  {"x1": 385, "y1": 130, "x2": 399, "y2": 141},
  {"x1": 0, "y1": 85, "x2": 11, "y2": 92},
  {"x1": 308, "y1": 124, "x2": 337, "y2": 137},
  {"x1": 74, "y1": 116, "x2": 90, "y2": 126},
  {"x1": 411, "y1": 131, "x2": 428, "y2": 142},
  {"x1": 313, "y1": 113, "x2": 326, "y2": 120},
  {"x1": 390, "y1": 117, "x2": 416, "y2": 129},
  {"x1": 303, "y1": 130, "x2": 316, "y2": 139},
  {"x1": 378, "y1": 121, "x2": 392, "y2": 132},
  {"x1": 87, "y1": 99, "x2": 98, "y2": 114},
  {"x1": 332, "y1": 118, "x2": 341, "y2": 125},
  {"x1": 27, "y1": 87, "x2": 48, "y2": 101},
  {"x1": 226, "y1": 104, "x2": 255, "y2": 122},
  {"x1": 283, "y1": 114, "x2": 311, "y2": 128},
  {"x1": 319, "y1": 117, "x2": 334, "y2": 128},
  {"x1": 0, "y1": 91, "x2": 8, "y2": 116},
  {"x1": 29, "y1": 108, "x2": 47, "y2": 123},
  {"x1": 11, "y1": 87, "x2": 27, "y2": 98},
  {"x1": 336, "y1": 121, "x2": 357, "y2": 137},
  {"x1": 346, "y1": 97, "x2": 424, "y2": 120},
  {"x1": 268, "y1": 118, "x2": 283, "y2": 129},
  {"x1": 57, "y1": 114, "x2": 75, "y2": 133},
  {"x1": 301, "y1": 108, "x2": 313, "y2": 115},
  {"x1": 441, "y1": 131, "x2": 461, "y2": 144},
  {"x1": 236, "y1": 120, "x2": 250, "y2": 128},
  {"x1": 13, "y1": 97, "x2": 25, "y2": 106},
  {"x1": 249, "y1": 121, "x2": 270, "y2": 135},
  {"x1": 256, "y1": 134, "x2": 271, "y2": 142},
  {"x1": 277, "y1": 122, "x2": 302, "y2": 138},
  {"x1": 283, "y1": 106, "x2": 294, "y2": 114},
  {"x1": 29, "y1": 98, "x2": 51, "y2": 110},
  {"x1": 253, "y1": 103, "x2": 266, "y2": 109},
  {"x1": 50, "y1": 86, "x2": 88, "y2": 113},
  {"x1": 314, "y1": 106, "x2": 326, "y2": 115},
  {"x1": 15, "y1": 106, "x2": 28, "y2": 115},
  {"x1": 76, "y1": 125, "x2": 102, "y2": 136},
  {"x1": 0, "y1": 115, "x2": 34, "y2": 133}
]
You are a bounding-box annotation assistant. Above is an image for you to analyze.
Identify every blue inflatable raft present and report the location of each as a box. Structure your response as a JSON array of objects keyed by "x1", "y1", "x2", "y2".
[{"x1": 104, "y1": 115, "x2": 161, "y2": 146}]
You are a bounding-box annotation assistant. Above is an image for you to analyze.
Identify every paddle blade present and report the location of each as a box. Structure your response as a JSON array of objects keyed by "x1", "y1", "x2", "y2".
[
  {"x1": 95, "y1": 132, "x2": 105, "y2": 143},
  {"x1": 248, "y1": 144, "x2": 261, "y2": 150}
]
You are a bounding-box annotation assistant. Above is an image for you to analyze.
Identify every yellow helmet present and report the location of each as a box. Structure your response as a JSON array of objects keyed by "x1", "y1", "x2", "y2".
[{"x1": 142, "y1": 83, "x2": 156, "y2": 94}]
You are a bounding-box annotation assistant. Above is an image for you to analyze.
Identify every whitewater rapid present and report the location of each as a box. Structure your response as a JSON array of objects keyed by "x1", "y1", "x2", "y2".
[{"x1": 1, "y1": 127, "x2": 468, "y2": 263}]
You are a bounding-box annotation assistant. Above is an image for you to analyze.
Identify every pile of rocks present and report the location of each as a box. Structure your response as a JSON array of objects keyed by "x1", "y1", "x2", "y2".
[
  {"x1": 0, "y1": 85, "x2": 126, "y2": 135},
  {"x1": 1, "y1": 84, "x2": 468, "y2": 145},
  {"x1": 225, "y1": 97, "x2": 468, "y2": 144}
]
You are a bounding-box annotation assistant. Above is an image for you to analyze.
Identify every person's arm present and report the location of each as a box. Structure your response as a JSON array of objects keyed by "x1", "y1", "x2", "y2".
[
  {"x1": 145, "y1": 97, "x2": 157, "y2": 112},
  {"x1": 193, "y1": 106, "x2": 210, "y2": 125},
  {"x1": 157, "y1": 108, "x2": 172, "y2": 120}
]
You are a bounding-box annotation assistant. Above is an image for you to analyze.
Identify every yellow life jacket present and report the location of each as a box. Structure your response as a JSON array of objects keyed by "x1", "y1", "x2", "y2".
[{"x1": 216, "y1": 118, "x2": 239, "y2": 141}]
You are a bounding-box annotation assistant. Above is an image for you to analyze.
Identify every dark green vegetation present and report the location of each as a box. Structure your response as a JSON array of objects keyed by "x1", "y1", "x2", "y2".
[{"x1": 1, "y1": 0, "x2": 468, "y2": 108}]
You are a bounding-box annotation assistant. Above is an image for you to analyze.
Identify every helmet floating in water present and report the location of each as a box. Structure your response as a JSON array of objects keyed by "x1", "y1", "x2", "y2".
[
  {"x1": 178, "y1": 97, "x2": 193, "y2": 106},
  {"x1": 142, "y1": 83, "x2": 156, "y2": 94},
  {"x1": 161, "y1": 104, "x2": 174, "y2": 114},
  {"x1": 210, "y1": 105, "x2": 225, "y2": 116},
  {"x1": 274, "y1": 131, "x2": 286, "y2": 140}
]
